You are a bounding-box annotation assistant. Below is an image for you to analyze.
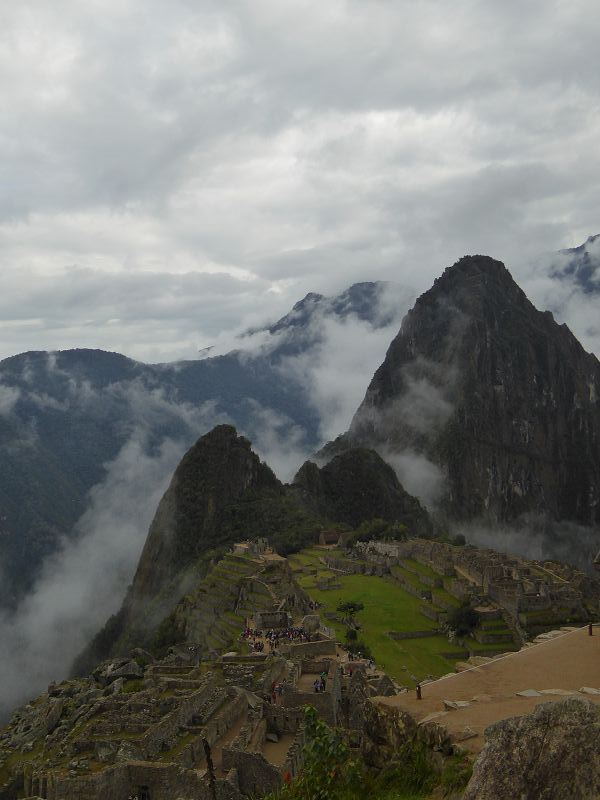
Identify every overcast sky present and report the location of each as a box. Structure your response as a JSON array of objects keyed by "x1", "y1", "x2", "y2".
[{"x1": 1, "y1": 0, "x2": 599, "y2": 362}]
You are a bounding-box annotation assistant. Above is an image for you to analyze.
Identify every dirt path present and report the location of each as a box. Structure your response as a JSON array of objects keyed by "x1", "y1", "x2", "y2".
[{"x1": 377, "y1": 626, "x2": 600, "y2": 754}]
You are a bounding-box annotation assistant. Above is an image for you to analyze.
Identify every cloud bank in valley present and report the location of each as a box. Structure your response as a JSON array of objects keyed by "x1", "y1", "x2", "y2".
[
  {"x1": 0, "y1": 433, "x2": 182, "y2": 720},
  {"x1": 0, "y1": 289, "x2": 411, "y2": 714}
]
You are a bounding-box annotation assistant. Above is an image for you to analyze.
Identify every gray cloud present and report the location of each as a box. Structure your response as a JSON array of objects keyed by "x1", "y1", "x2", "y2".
[
  {"x1": 0, "y1": 1, "x2": 599, "y2": 361},
  {"x1": 278, "y1": 300, "x2": 412, "y2": 442}
]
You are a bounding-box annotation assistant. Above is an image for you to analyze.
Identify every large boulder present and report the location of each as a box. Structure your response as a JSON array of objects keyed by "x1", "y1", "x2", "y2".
[{"x1": 463, "y1": 697, "x2": 600, "y2": 799}]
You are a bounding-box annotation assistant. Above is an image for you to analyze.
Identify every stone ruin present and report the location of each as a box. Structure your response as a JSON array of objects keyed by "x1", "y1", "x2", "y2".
[
  {"x1": 337, "y1": 538, "x2": 598, "y2": 636},
  {"x1": 3, "y1": 536, "x2": 594, "y2": 799},
  {"x1": 0, "y1": 534, "x2": 393, "y2": 800},
  {"x1": 0, "y1": 605, "x2": 402, "y2": 800},
  {"x1": 232, "y1": 539, "x2": 271, "y2": 557}
]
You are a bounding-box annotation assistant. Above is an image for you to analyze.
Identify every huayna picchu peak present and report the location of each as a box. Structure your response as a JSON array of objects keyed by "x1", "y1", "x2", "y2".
[
  {"x1": 74, "y1": 425, "x2": 436, "y2": 675},
  {"x1": 320, "y1": 254, "x2": 600, "y2": 566}
]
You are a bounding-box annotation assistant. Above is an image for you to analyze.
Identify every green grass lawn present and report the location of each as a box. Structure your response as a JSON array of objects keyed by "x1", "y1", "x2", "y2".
[
  {"x1": 401, "y1": 558, "x2": 440, "y2": 579},
  {"x1": 390, "y1": 564, "x2": 427, "y2": 591},
  {"x1": 293, "y1": 550, "x2": 467, "y2": 685},
  {"x1": 292, "y1": 548, "x2": 522, "y2": 685},
  {"x1": 431, "y1": 586, "x2": 460, "y2": 607}
]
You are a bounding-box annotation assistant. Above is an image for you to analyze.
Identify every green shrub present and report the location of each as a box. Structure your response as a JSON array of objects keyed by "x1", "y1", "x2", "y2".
[
  {"x1": 337, "y1": 600, "x2": 365, "y2": 615},
  {"x1": 371, "y1": 739, "x2": 436, "y2": 795},
  {"x1": 122, "y1": 679, "x2": 144, "y2": 694},
  {"x1": 150, "y1": 612, "x2": 186, "y2": 656},
  {"x1": 446, "y1": 602, "x2": 480, "y2": 636},
  {"x1": 345, "y1": 640, "x2": 373, "y2": 660},
  {"x1": 264, "y1": 707, "x2": 444, "y2": 800},
  {"x1": 439, "y1": 752, "x2": 473, "y2": 796}
]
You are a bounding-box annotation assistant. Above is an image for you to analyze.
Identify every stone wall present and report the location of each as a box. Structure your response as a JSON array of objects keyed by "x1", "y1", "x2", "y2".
[
  {"x1": 140, "y1": 682, "x2": 226, "y2": 758},
  {"x1": 254, "y1": 611, "x2": 291, "y2": 630},
  {"x1": 281, "y1": 726, "x2": 306, "y2": 779},
  {"x1": 300, "y1": 658, "x2": 334, "y2": 674},
  {"x1": 45, "y1": 761, "x2": 243, "y2": 800},
  {"x1": 287, "y1": 639, "x2": 336, "y2": 659},
  {"x1": 419, "y1": 604, "x2": 444, "y2": 622},
  {"x1": 263, "y1": 704, "x2": 304, "y2": 735},
  {"x1": 220, "y1": 750, "x2": 281, "y2": 797},
  {"x1": 282, "y1": 661, "x2": 341, "y2": 726}
]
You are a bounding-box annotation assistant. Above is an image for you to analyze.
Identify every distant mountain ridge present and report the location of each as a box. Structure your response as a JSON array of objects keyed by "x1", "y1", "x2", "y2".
[
  {"x1": 0, "y1": 281, "x2": 391, "y2": 608},
  {"x1": 553, "y1": 233, "x2": 600, "y2": 294},
  {"x1": 2, "y1": 238, "x2": 600, "y2": 610}
]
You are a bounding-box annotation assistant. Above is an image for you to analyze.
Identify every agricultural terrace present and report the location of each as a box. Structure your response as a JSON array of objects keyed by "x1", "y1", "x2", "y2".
[{"x1": 288, "y1": 547, "x2": 517, "y2": 686}]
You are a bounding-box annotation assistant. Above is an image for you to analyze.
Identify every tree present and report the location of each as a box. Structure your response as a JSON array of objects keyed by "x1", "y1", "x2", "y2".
[
  {"x1": 279, "y1": 706, "x2": 359, "y2": 800},
  {"x1": 337, "y1": 600, "x2": 364, "y2": 615},
  {"x1": 446, "y1": 602, "x2": 479, "y2": 637}
]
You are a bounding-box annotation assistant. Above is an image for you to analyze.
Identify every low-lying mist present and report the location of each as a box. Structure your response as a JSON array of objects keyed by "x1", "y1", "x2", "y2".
[
  {"x1": 0, "y1": 433, "x2": 183, "y2": 721},
  {"x1": 0, "y1": 295, "x2": 411, "y2": 719},
  {"x1": 458, "y1": 514, "x2": 600, "y2": 574}
]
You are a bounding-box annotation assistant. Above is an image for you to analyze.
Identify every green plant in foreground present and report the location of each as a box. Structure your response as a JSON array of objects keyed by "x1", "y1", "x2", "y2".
[
  {"x1": 439, "y1": 752, "x2": 473, "y2": 796},
  {"x1": 264, "y1": 707, "x2": 470, "y2": 800}
]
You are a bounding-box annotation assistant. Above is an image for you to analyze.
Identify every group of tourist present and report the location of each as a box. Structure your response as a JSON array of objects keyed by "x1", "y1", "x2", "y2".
[
  {"x1": 268, "y1": 680, "x2": 286, "y2": 704},
  {"x1": 240, "y1": 625, "x2": 313, "y2": 653},
  {"x1": 265, "y1": 625, "x2": 312, "y2": 647}
]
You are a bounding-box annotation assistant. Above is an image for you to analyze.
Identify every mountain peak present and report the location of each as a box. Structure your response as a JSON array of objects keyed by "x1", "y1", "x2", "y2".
[
  {"x1": 432, "y1": 254, "x2": 525, "y2": 303},
  {"x1": 326, "y1": 253, "x2": 600, "y2": 545}
]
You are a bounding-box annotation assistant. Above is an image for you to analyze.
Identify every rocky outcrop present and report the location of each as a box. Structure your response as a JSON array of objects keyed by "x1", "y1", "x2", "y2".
[
  {"x1": 128, "y1": 424, "x2": 280, "y2": 603},
  {"x1": 463, "y1": 697, "x2": 600, "y2": 799},
  {"x1": 77, "y1": 427, "x2": 438, "y2": 671},
  {"x1": 360, "y1": 698, "x2": 452, "y2": 769},
  {"x1": 293, "y1": 449, "x2": 435, "y2": 537},
  {"x1": 324, "y1": 255, "x2": 600, "y2": 540},
  {"x1": 74, "y1": 426, "x2": 321, "y2": 671},
  {"x1": 553, "y1": 233, "x2": 600, "y2": 294}
]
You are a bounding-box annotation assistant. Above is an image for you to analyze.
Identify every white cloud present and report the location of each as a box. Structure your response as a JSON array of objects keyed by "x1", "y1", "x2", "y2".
[
  {"x1": 0, "y1": 391, "x2": 230, "y2": 719},
  {"x1": 279, "y1": 303, "x2": 413, "y2": 443},
  {"x1": 0, "y1": 1, "x2": 599, "y2": 361},
  {"x1": 0, "y1": 385, "x2": 20, "y2": 416}
]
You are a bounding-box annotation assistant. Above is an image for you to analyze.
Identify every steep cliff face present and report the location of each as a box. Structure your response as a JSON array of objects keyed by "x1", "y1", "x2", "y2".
[
  {"x1": 293, "y1": 449, "x2": 435, "y2": 537},
  {"x1": 74, "y1": 425, "x2": 321, "y2": 670},
  {"x1": 328, "y1": 255, "x2": 600, "y2": 529},
  {"x1": 74, "y1": 425, "x2": 435, "y2": 673}
]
